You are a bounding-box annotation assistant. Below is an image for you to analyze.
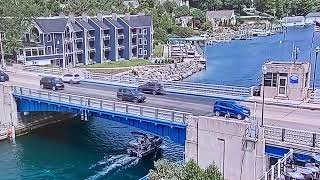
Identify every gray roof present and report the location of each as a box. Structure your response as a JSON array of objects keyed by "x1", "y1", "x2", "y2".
[
  {"x1": 207, "y1": 10, "x2": 235, "y2": 20},
  {"x1": 75, "y1": 19, "x2": 95, "y2": 30},
  {"x1": 122, "y1": 15, "x2": 152, "y2": 27},
  {"x1": 91, "y1": 18, "x2": 110, "y2": 29},
  {"x1": 34, "y1": 18, "x2": 68, "y2": 33},
  {"x1": 306, "y1": 12, "x2": 320, "y2": 18},
  {"x1": 106, "y1": 17, "x2": 123, "y2": 29},
  {"x1": 71, "y1": 22, "x2": 82, "y2": 32},
  {"x1": 282, "y1": 16, "x2": 305, "y2": 23}
]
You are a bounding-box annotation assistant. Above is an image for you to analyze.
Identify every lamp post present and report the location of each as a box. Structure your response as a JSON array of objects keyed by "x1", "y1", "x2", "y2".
[
  {"x1": 261, "y1": 65, "x2": 268, "y2": 127},
  {"x1": 313, "y1": 46, "x2": 320, "y2": 92}
]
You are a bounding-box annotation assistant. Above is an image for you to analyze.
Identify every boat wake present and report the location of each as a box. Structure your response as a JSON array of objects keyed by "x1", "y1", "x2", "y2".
[{"x1": 86, "y1": 154, "x2": 140, "y2": 180}]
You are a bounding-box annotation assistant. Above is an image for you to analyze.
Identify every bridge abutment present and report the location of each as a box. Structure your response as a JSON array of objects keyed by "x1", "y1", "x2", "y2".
[
  {"x1": 0, "y1": 84, "x2": 18, "y2": 127},
  {"x1": 185, "y1": 116, "x2": 266, "y2": 180}
]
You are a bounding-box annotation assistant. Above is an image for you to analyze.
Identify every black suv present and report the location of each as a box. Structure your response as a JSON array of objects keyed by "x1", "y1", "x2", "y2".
[
  {"x1": 40, "y1": 77, "x2": 64, "y2": 90},
  {"x1": 117, "y1": 88, "x2": 146, "y2": 103},
  {"x1": 0, "y1": 71, "x2": 9, "y2": 82},
  {"x1": 137, "y1": 82, "x2": 165, "y2": 95}
]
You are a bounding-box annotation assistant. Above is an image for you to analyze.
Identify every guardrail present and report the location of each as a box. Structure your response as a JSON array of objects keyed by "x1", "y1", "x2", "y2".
[
  {"x1": 22, "y1": 66, "x2": 252, "y2": 98},
  {"x1": 264, "y1": 125, "x2": 320, "y2": 148},
  {"x1": 12, "y1": 86, "x2": 191, "y2": 124},
  {"x1": 257, "y1": 149, "x2": 293, "y2": 180}
]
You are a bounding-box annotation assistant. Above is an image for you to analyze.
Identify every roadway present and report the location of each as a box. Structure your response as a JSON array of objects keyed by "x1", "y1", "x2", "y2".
[{"x1": 7, "y1": 72, "x2": 320, "y2": 132}]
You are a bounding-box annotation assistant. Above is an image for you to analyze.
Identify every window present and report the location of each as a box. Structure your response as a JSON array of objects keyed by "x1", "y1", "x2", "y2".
[
  {"x1": 32, "y1": 49, "x2": 38, "y2": 56},
  {"x1": 47, "y1": 34, "x2": 52, "y2": 42},
  {"x1": 144, "y1": 39, "x2": 147, "y2": 45},
  {"x1": 47, "y1": 46, "x2": 52, "y2": 54},
  {"x1": 305, "y1": 72, "x2": 309, "y2": 87},
  {"x1": 139, "y1": 29, "x2": 142, "y2": 34},
  {"x1": 39, "y1": 49, "x2": 44, "y2": 55},
  {"x1": 144, "y1": 50, "x2": 147, "y2": 55},
  {"x1": 26, "y1": 50, "x2": 31, "y2": 56},
  {"x1": 139, "y1": 38, "x2": 142, "y2": 45},
  {"x1": 139, "y1": 48, "x2": 142, "y2": 55},
  {"x1": 19, "y1": 50, "x2": 23, "y2": 56},
  {"x1": 144, "y1": 29, "x2": 147, "y2": 35},
  {"x1": 264, "y1": 73, "x2": 277, "y2": 87},
  {"x1": 56, "y1": 48, "x2": 59, "y2": 53}
]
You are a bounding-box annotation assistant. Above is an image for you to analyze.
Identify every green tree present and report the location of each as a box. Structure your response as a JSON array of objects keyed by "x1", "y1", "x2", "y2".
[
  {"x1": 174, "y1": 5, "x2": 190, "y2": 17},
  {"x1": 149, "y1": 159, "x2": 223, "y2": 180},
  {"x1": 191, "y1": 8, "x2": 206, "y2": 22},
  {"x1": 162, "y1": 0, "x2": 178, "y2": 14}
]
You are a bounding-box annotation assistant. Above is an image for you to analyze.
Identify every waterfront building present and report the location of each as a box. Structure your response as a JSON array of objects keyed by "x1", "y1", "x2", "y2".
[
  {"x1": 17, "y1": 13, "x2": 153, "y2": 67},
  {"x1": 175, "y1": 16, "x2": 193, "y2": 28},
  {"x1": 206, "y1": 10, "x2": 237, "y2": 26},
  {"x1": 282, "y1": 16, "x2": 305, "y2": 27},
  {"x1": 305, "y1": 12, "x2": 320, "y2": 25}
]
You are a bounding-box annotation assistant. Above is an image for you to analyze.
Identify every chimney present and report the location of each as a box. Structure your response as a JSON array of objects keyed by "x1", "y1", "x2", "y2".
[
  {"x1": 69, "y1": 13, "x2": 75, "y2": 23},
  {"x1": 97, "y1": 13, "x2": 103, "y2": 22},
  {"x1": 112, "y1": 13, "x2": 117, "y2": 21},
  {"x1": 82, "y1": 13, "x2": 88, "y2": 22},
  {"x1": 125, "y1": 13, "x2": 130, "y2": 21}
]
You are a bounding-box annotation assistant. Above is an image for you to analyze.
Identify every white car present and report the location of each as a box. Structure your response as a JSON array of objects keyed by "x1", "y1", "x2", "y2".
[{"x1": 61, "y1": 73, "x2": 81, "y2": 84}]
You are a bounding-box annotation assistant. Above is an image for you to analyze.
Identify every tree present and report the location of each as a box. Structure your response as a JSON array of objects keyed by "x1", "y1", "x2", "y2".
[
  {"x1": 172, "y1": 26, "x2": 194, "y2": 37},
  {"x1": 163, "y1": 0, "x2": 178, "y2": 14},
  {"x1": 174, "y1": 5, "x2": 190, "y2": 17},
  {"x1": 149, "y1": 159, "x2": 223, "y2": 180},
  {"x1": 191, "y1": 8, "x2": 206, "y2": 22}
]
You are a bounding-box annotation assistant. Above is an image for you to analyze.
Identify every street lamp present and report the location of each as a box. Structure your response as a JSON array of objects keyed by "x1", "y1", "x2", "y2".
[
  {"x1": 313, "y1": 46, "x2": 320, "y2": 92},
  {"x1": 261, "y1": 65, "x2": 268, "y2": 127}
]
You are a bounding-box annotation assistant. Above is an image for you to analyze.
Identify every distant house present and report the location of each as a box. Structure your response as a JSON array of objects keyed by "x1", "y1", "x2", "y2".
[
  {"x1": 282, "y1": 16, "x2": 305, "y2": 27},
  {"x1": 206, "y1": 10, "x2": 236, "y2": 26},
  {"x1": 305, "y1": 12, "x2": 320, "y2": 24},
  {"x1": 123, "y1": 0, "x2": 139, "y2": 8},
  {"x1": 175, "y1": 16, "x2": 193, "y2": 27},
  {"x1": 158, "y1": 0, "x2": 189, "y2": 7}
]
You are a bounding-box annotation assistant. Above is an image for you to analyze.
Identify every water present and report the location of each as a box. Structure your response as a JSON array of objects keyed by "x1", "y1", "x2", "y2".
[
  {"x1": 188, "y1": 25, "x2": 320, "y2": 87},
  {"x1": 0, "y1": 116, "x2": 183, "y2": 180}
]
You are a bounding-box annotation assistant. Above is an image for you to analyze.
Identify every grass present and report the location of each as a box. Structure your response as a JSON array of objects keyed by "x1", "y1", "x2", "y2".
[
  {"x1": 154, "y1": 44, "x2": 164, "y2": 57},
  {"x1": 80, "y1": 59, "x2": 153, "y2": 68}
]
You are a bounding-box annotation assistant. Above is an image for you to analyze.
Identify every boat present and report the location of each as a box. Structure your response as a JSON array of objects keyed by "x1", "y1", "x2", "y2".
[{"x1": 127, "y1": 132, "x2": 163, "y2": 158}]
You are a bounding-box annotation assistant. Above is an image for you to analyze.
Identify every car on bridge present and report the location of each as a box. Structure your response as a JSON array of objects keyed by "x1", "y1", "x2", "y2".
[
  {"x1": 137, "y1": 82, "x2": 165, "y2": 95},
  {"x1": 213, "y1": 100, "x2": 250, "y2": 120},
  {"x1": 40, "y1": 77, "x2": 65, "y2": 91},
  {"x1": 0, "y1": 71, "x2": 9, "y2": 82},
  {"x1": 117, "y1": 88, "x2": 146, "y2": 103},
  {"x1": 61, "y1": 73, "x2": 81, "y2": 84}
]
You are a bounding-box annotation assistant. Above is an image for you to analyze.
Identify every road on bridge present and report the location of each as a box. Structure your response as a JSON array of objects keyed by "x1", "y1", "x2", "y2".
[{"x1": 7, "y1": 72, "x2": 320, "y2": 132}]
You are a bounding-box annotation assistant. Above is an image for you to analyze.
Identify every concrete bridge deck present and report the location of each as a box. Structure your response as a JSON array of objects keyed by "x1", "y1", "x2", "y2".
[{"x1": 7, "y1": 72, "x2": 320, "y2": 132}]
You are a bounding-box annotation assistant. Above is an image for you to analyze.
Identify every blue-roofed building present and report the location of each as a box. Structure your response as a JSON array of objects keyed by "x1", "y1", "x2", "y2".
[{"x1": 17, "y1": 13, "x2": 153, "y2": 67}]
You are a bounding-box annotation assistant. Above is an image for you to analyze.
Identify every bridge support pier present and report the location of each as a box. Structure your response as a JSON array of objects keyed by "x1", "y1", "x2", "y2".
[
  {"x1": 185, "y1": 116, "x2": 266, "y2": 180},
  {"x1": 0, "y1": 84, "x2": 18, "y2": 127}
]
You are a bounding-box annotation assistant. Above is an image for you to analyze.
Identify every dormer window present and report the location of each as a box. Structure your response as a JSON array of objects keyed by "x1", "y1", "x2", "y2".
[
  {"x1": 47, "y1": 34, "x2": 52, "y2": 42},
  {"x1": 30, "y1": 27, "x2": 40, "y2": 43}
]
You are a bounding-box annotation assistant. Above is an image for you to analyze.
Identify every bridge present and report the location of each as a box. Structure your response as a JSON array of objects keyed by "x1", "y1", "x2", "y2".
[{"x1": 2, "y1": 68, "x2": 320, "y2": 179}]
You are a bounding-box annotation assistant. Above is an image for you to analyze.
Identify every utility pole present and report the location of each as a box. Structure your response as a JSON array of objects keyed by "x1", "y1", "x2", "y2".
[{"x1": 0, "y1": 32, "x2": 5, "y2": 69}]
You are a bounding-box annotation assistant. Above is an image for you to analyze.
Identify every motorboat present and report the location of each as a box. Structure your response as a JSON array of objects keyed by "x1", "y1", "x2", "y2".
[{"x1": 127, "y1": 132, "x2": 163, "y2": 158}]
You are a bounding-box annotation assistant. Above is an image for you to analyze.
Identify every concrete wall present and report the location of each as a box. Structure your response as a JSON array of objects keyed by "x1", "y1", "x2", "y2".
[
  {"x1": 0, "y1": 85, "x2": 18, "y2": 126},
  {"x1": 185, "y1": 116, "x2": 266, "y2": 180}
]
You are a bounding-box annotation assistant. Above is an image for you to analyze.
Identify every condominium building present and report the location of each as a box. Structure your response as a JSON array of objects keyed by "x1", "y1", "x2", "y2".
[{"x1": 17, "y1": 13, "x2": 153, "y2": 67}]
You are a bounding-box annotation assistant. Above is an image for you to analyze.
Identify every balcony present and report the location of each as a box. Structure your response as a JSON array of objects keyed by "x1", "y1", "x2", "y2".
[
  {"x1": 88, "y1": 46, "x2": 96, "y2": 52},
  {"x1": 103, "y1": 45, "x2": 110, "y2": 50}
]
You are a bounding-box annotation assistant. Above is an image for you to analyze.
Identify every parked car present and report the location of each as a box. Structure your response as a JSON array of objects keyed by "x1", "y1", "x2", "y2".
[
  {"x1": 61, "y1": 73, "x2": 81, "y2": 84},
  {"x1": 0, "y1": 71, "x2": 9, "y2": 82},
  {"x1": 137, "y1": 82, "x2": 165, "y2": 95},
  {"x1": 117, "y1": 88, "x2": 146, "y2": 103},
  {"x1": 40, "y1": 77, "x2": 64, "y2": 90},
  {"x1": 213, "y1": 100, "x2": 250, "y2": 120}
]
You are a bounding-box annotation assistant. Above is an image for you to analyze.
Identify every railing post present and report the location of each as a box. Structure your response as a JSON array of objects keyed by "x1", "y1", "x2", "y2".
[
  {"x1": 29, "y1": 89, "x2": 31, "y2": 96},
  {"x1": 112, "y1": 102, "x2": 115, "y2": 111},
  {"x1": 58, "y1": 94, "x2": 61, "y2": 102},
  {"x1": 87, "y1": 98, "x2": 90, "y2": 107},
  {"x1": 281, "y1": 128, "x2": 285, "y2": 142},
  {"x1": 100, "y1": 100, "x2": 103, "y2": 109},
  {"x1": 171, "y1": 112, "x2": 174, "y2": 121},
  {"x1": 277, "y1": 159, "x2": 281, "y2": 177},
  {"x1": 80, "y1": 97, "x2": 83, "y2": 106},
  {"x1": 264, "y1": 172, "x2": 267, "y2": 180},
  {"x1": 140, "y1": 107, "x2": 143, "y2": 115},
  {"x1": 48, "y1": 92, "x2": 51, "y2": 100},
  {"x1": 313, "y1": 133, "x2": 316, "y2": 147},
  {"x1": 155, "y1": 109, "x2": 158, "y2": 119},
  {"x1": 271, "y1": 165, "x2": 275, "y2": 180},
  {"x1": 126, "y1": 105, "x2": 128, "y2": 113},
  {"x1": 68, "y1": 95, "x2": 71, "y2": 103},
  {"x1": 19, "y1": 87, "x2": 22, "y2": 95}
]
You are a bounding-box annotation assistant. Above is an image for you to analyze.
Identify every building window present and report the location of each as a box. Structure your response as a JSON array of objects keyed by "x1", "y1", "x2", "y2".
[
  {"x1": 144, "y1": 29, "x2": 147, "y2": 35},
  {"x1": 26, "y1": 50, "x2": 31, "y2": 56},
  {"x1": 144, "y1": 39, "x2": 147, "y2": 45},
  {"x1": 47, "y1": 46, "x2": 52, "y2": 54},
  {"x1": 39, "y1": 49, "x2": 44, "y2": 55},
  {"x1": 305, "y1": 72, "x2": 309, "y2": 87},
  {"x1": 144, "y1": 50, "x2": 147, "y2": 55},
  {"x1": 264, "y1": 73, "x2": 277, "y2": 87},
  {"x1": 139, "y1": 29, "x2": 142, "y2": 34},
  {"x1": 19, "y1": 50, "x2": 23, "y2": 56},
  {"x1": 56, "y1": 48, "x2": 59, "y2": 54},
  {"x1": 139, "y1": 48, "x2": 142, "y2": 55},
  {"x1": 139, "y1": 38, "x2": 142, "y2": 45},
  {"x1": 32, "y1": 49, "x2": 38, "y2": 56},
  {"x1": 47, "y1": 34, "x2": 52, "y2": 42}
]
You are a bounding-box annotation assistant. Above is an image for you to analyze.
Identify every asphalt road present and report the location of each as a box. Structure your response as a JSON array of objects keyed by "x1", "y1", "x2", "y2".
[{"x1": 8, "y1": 72, "x2": 320, "y2": 132}]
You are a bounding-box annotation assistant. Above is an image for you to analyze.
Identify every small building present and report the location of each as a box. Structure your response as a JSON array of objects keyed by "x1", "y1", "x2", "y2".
[
  {"x1": 261, "y1": 61, "x2": 311, "y2": 101},
  {"x1": 305, "y1": 12, "x2": 320, "y2": 24},
  {"x1": 206, "y1": 10, "x2": 236, "y2": 26},
  {"x1": 175, "y1": 16, "x2": 193, "y2": 28},
  {"x1": 282, "y1": 16, "x2": 305, "y2": 27}
]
